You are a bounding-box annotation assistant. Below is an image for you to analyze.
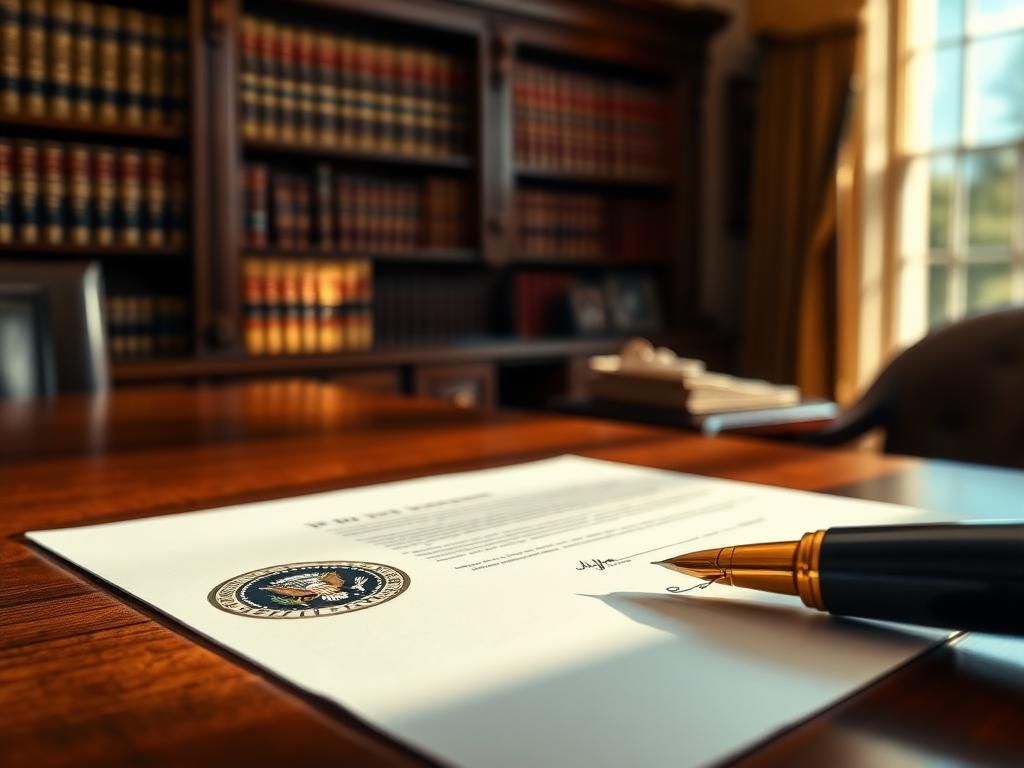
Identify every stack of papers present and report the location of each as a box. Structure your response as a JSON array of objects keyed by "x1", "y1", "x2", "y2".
[{"x1": 589, "y1": 340, "x2": 800, "y2": 414}]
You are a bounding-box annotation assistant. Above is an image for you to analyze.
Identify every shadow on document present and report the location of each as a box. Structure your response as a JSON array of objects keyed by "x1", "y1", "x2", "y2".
[
  {"x1": 387, "y1": 592, "x2": 937, "y2": 768},
  {"x1": 584, "y1": 591, "x2": 929, "y2": 679}
]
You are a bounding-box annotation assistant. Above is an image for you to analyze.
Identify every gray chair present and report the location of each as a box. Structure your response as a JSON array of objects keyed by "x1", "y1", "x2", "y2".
[
  {"x1": 803, "y1": 307, "x2": 1024, "y2": 469},
  {"x1": 0, "y1": 262, "x2": 109, "y2": 397}
]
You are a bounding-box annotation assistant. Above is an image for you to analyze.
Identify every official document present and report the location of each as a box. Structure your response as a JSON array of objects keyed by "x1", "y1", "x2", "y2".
[{"x1": 28, "y1": 457, "x2": 947, "y2": 767}]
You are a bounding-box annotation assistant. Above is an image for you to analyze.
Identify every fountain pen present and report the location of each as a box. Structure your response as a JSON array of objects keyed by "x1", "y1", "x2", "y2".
[{"x1": 654, "y1": 523, "x2": 1024, "y2": 635}]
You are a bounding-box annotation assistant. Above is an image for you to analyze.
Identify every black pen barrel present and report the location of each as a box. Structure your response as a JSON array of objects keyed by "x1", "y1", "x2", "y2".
[{"x1": 819, "y1": 524, "x2": 1024, "y2": 634}]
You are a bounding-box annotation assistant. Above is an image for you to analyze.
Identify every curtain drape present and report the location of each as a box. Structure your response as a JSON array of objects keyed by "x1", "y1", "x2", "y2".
[{"x1": 740, "y1": 28, "x2": 858, "y2": 398}]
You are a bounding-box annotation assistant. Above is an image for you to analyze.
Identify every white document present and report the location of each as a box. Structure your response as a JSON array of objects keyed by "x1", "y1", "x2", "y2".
[{"x1": 28, "y1": 456, "x2": 947, "y2": 767}]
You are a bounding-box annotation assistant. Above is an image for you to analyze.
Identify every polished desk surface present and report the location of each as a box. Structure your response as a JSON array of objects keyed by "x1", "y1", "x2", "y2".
[{"x1": 2, "y1": 381, "x2": 1023, "y2": 767}]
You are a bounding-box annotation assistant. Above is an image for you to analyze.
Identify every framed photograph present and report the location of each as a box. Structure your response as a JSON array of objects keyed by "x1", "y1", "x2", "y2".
[
  {"x1": 569, "y1": 280, "x2": 609, "y2": 335},
  {"x1": 604, "y1": 273, "x2": 663, "y2": 333}
]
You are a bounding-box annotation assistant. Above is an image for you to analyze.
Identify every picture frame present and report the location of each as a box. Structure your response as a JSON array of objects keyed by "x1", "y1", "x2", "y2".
[
  {"x1": 568, "y1": 279, "x2": 610, "y2": 335},
  {"x1": 604, "y1": 273, "x2": 663, "y2": 333}
]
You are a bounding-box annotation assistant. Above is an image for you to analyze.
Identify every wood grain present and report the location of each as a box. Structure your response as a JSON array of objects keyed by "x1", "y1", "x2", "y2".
[{"x1": 2, "y1": 381, "x2": 1023, "y2": 767}]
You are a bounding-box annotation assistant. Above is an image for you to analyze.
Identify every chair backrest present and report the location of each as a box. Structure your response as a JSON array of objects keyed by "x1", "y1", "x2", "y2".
[
  {"x1": 0, "y1": 261, "x2": 109, "y2": 396},
  {"x1": 0, "y1": 284, "x2": 57, "y2": 398},
  {"x1": 817, "y1": 308, "x2": 1024, "y2": 468}
]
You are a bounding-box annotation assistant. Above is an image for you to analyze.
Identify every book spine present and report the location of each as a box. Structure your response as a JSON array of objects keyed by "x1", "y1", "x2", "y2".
[
  {"x1": 167, "y1": 155, "x2": 185, "y2": 247},
  {"x1": 0, "y1": 138, "x2": 13, "y2": 243},
  {"x1": 334, "y1": 34, "x2": 353, "y2": 148},
  {"x1": 22, "y1": 0, "x2": 46, "y2": 116},
  {"x1": 263, "y1": 258, "x2": 283, "y2": 354},
  {"x1": 143, "y1": 149, "x2": 166, "y2": 247},
  {"x1": 116, "y1": 147, "x2": 141, "y2": 245},
  {"x1": 243, "y1": 257, "x2": 266, "y2": 355},
  {"x1": 144, "y1": 12, "x2": 166, "y2": 127},
  {"x1": 239, "y1": 15, "x2": 259, "y2": 139},
  {"x1": 281, "y1": 258, "x2": 301, "y2": 354},
  {"x1": 270, "y1": 171, "x2": 293, "y2": 250},
  {"x1": 93, "y1": 144, "x2": 114, "y2": 244},
  {"x1": 353, "y1": 39, "x2": 374, "y2": 152},
  {"x1": 376, "y1": 43, "x2": 396, "y2": 154},
  {"x1": 120, "y1": 9, "x2": 145, "y2": 126},
  {"x1": 155, "y1": 295, "x2": 188, "y2": 355},
  {"x1": 412, "y1": 48, "x2": 431, "y2": 156},
  {"x1": 72, "y1": 0, "x2": 95, "y2": 121},
  {"x1": 0, "y1": 0, "x2": 21, "y2": 115},
  {"x1": 317, "y1": 261, "x2": 342, "y2": 353},
  {"x1": 166, "y1": 17, "x2": 186, "y2": 128},
  {"x1": 45, "y1": 0, "x2": 72, "y2": 119},
  {"x1": 277, "y1": 24, "x2": 296, "y2": 143},
  {"x1": 315, "y1": 31, "x2": 337, "y2": 146},
  {"x1": 434, "y1": 53, "x2": 452, "y2": 158},
  {"x1": 68, "y1": 142, "x2": 90, "y2": 244},
  {"x1": 293, "y1": 174, "x2": 310, "y2": 251},
  {"x1": 338, "y1": 259, "x2": 352, "y2": 350},
  {"x1": 314, "y1": 162, "x2": 332, "y2": 250},
  {"x1": 449, "y1": 57, "x2": 467, "y2": 155},
  {"x1": 257, "y1": 19, "x2": 278, "y2": 141},
  {"x1": 396, "y1": 45, "x2": 416, "y2": 156},
  {"x1": 41, "y1": 141, "x2": 65, "y2": 244},
  {"x1": 335, "y1": 172, "x2": 352, "y2": 251},
  {"x1": 96, "y1": 3, "x2": 119, "y2": 124},
  {"x1": 299, "y1": 258, "x2": 317, "y2": 353},
  {"x1": 244, "y1": 162, "x2": 267, "y2": 249},
  {"x1": 296, "y1": 28, "x2": 315, "y2": 145},
  {"x1": 357, "y1": 258, "x2": 372, "y2": 350},
  {"x1": 16, "y1": 140, "x2": 40, "y2": 243}
]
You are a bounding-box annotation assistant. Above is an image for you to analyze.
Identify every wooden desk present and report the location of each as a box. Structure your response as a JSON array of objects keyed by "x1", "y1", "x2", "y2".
[{"x1": 2, "y1": 381, "x2": 1022, "y2": 766}]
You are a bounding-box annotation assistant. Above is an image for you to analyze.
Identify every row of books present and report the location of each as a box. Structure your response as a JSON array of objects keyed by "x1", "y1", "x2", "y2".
[
  {"x1": 240, "y1": 15, "x2": 469, "y2": 158},
  {"x1": 0, "y1": 1, "x2": 188, "y2": 127},
  {"x1": 243, "y1": 163, "x2": 470, "y2": 253},
  {"x1": 517, "y1": 189, "x2": 605, "y2": 259},
  {"x1": 516, "y1": 189, "x2": 671, "y2": 262},
  {"x1": 0, "y1": 138, "x2": 187, "y2": 247},
  {"x1": 513, "y1": 62, "x2": 669, "y2": 178},
  {"x1": 106, "y1": 293, "x2": 189, "y2": 359},
  {"x1": 375, "y1": 270, "x2": 489, "y2": 345},
  {"x1": 243, "y1": 257, "x2": 373, "y2": 356}
]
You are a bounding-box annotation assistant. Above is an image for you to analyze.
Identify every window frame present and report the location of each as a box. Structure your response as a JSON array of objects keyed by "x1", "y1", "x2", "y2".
[{"x1": 891, "y1": 0, "x2": 1024, "y2": 346}]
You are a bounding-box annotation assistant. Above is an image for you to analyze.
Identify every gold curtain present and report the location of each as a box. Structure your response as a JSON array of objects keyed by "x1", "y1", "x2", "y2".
[{"x1": 740, "y1": 27, "x2": 858, "y2": 397}]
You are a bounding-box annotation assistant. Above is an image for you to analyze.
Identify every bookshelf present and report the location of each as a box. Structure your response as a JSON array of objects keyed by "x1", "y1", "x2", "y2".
[
  {"x1": 1, "y1": 0, "x2": 728, "y2": 407},
  {"x1": 0, "y1": 0, "x2": 197, "y2": 363}
]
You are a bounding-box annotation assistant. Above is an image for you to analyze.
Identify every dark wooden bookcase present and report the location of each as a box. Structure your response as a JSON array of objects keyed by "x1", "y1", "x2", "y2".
[{"x1": 0, "y1": 0, "x2": 727, "y2": 407}]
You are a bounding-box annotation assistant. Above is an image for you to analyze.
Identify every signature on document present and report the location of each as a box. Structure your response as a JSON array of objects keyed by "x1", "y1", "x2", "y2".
[
  {"x1": 575, "y1": 558, "x2": 617, "y2": 572},
  {"x1": 666, "y1": 578, "x2": 720, "y2": 595}
]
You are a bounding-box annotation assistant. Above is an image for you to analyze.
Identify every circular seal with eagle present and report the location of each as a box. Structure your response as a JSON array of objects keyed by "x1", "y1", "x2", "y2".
[{"x1": 209, "y1": 561, "x2": 410, "y2": 619}]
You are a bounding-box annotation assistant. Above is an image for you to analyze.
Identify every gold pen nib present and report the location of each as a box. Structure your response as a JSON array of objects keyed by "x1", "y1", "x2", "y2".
[
  {"x1": 654, "y1": 541, "x2": 807, "y2": 597},
  {"x1": 656, "y1": 547, "x2": 728, "y2": 580}
]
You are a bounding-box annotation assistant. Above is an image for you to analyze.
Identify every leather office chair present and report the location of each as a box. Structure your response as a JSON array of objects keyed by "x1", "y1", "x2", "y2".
[
  {"x1": 0, "y1": 262, "x2": 109, "y2": 397},
  {"x1": 0, "y1": 284, "x2": 57, "y2": 398},
  {"x1": 804, "y1": 307, "x2": 1024, "y2": 469}
]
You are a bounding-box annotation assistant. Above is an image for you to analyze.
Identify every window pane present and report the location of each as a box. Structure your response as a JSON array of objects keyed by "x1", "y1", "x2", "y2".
[
  {"x1": 904, "y1": 48, "x2": 962, "y2": 150},
  {"x1": 928, "y1": 263, "x2": 949, "y2": 326},
  {"x1": 901, "y1": 155, "x2": 956, "y2": 255},
  {"x1": 970, "y1": 0, "x2": 1024, "y2": 34},
  {"x1": 966, "y1": 262, "x2": 1012, "y2": 311},
  {"x1": 927, "y1": 155, "x2": 955, "y2": 249},
  {"x1": 908, "y1": 0, "x2": 965, "y2": 48},
  {"x1": 965, "y1": 148, "x2": 1016, "y2": 249},
  {"x1": 965, "y1": 33, "x2": 1024, "y2": 145}
]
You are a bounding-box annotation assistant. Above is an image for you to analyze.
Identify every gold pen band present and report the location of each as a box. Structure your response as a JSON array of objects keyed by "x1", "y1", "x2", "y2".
[{"x1": 794, "y1": 529, "x2": 826, "y2": 610}]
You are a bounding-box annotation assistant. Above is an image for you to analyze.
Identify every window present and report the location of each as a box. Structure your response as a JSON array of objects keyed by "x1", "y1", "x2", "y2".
[{"x1": 896, "y1": 0, "x2": 1024, "y2": 344}]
